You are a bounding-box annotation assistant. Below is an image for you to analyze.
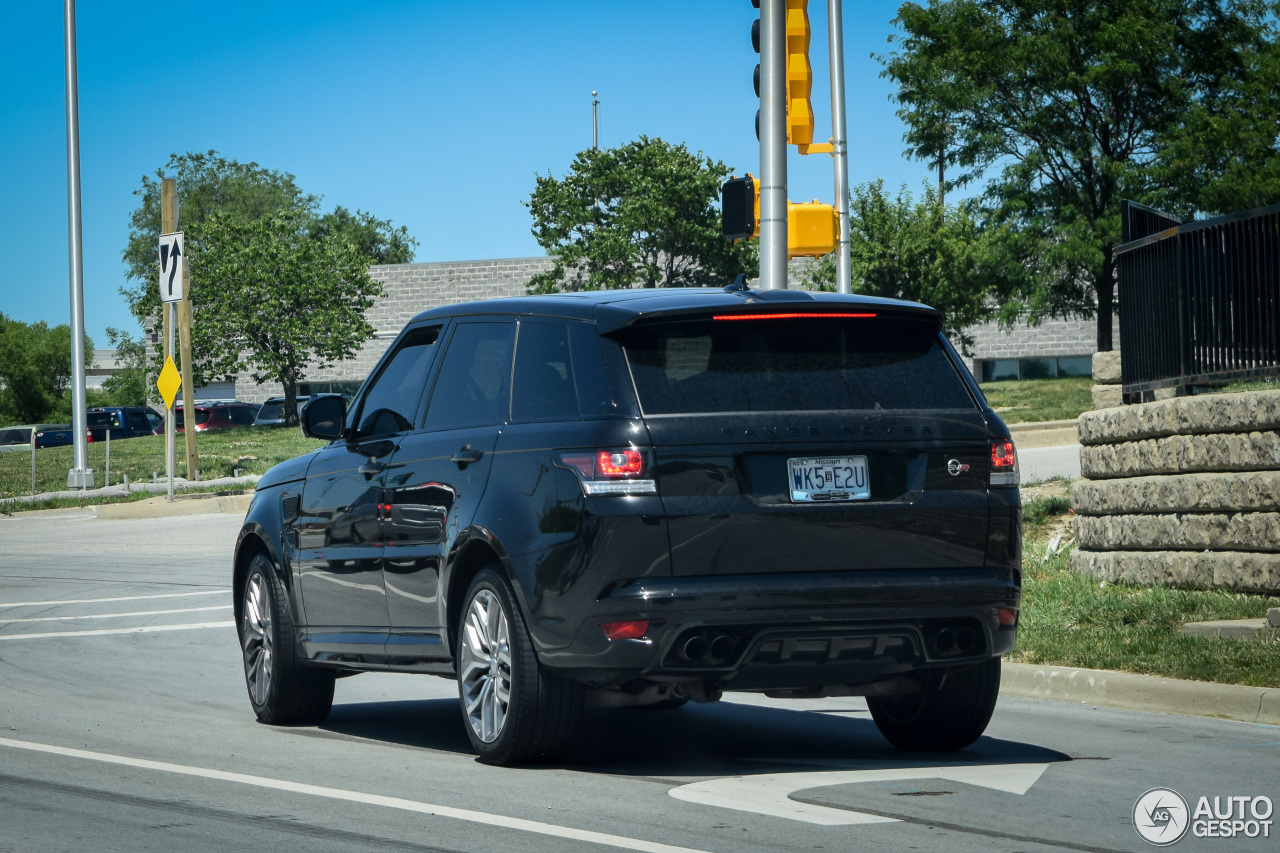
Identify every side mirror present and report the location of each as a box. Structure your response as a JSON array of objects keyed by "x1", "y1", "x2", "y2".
[{"x1": 300, "y1": 394, "x2": 347, "y2": 441}]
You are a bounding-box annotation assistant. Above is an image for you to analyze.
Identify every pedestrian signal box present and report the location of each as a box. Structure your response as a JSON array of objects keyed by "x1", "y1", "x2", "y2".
[{"x1": 722, "y1": 174, "x2": 759, "y2": 240}]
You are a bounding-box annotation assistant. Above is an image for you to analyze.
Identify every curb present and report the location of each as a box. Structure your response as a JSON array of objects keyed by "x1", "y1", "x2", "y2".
[
  {"x1": 96, "y1": 493, "x2": 253, "y2": 519},
  {"x1": 1002, "y1": 662, "x2": 1280, "y2": 726}
]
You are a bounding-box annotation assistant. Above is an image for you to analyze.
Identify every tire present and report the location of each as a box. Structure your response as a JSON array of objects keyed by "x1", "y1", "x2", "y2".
[
  {"x1": 456, "y1": 566, "x2": 583, "y2": 765},
  {"x1": 239, "y1": 553, "x2": 335, "y2": 726},
  {"x1": 866, "y1": 657, "x2": 1001, "y2": 751}
]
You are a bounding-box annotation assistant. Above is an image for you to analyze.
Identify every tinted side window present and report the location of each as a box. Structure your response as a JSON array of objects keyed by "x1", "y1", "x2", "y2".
[
  {"x1": 127, "y1": 412, "x2": 150, "y2": 432},
  {"x1": 512, "y1": 321, "x2": 578, "y2": 422},
  {"x1": 227, "y1": 406, "x2": 257, "y2": 426},
  {"x1": 356, "y1": 325, "x2": 442, "y2": 439},
  {"x1": 424, "y1": 321, "x2": 515, "y2": 431}
]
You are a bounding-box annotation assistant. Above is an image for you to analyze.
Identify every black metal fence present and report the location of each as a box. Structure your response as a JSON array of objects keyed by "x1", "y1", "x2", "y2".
[{"x1": 1116, "y1": 199, "x2": 1280, "y2": 396}]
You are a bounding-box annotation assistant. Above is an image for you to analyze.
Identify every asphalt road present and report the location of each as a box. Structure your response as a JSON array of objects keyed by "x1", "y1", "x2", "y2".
[{"x1": 1, "y1": 510, "x2": 1276, "y2": 853}]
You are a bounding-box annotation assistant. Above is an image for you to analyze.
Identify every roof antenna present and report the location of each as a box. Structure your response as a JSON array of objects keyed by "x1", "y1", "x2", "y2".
[{"x1": 724, "y1": 274, "x2": 750, "y2": 293}]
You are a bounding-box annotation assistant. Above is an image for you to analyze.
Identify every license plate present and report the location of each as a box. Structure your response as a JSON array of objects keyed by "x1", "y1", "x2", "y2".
[{"x1": 788, "y1": 456, "x2": 870, "y2": 503}]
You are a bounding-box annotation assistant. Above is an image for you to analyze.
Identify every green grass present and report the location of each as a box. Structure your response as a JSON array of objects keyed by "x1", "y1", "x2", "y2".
[
  {"x1": 1013, "y1": 494, "x2": 1280, "y2": 687},
  {"x1": 1220, "y1": 377, "x2": 1280, "y2": 393},
  {"x1": 979, "y1": 377, "x2": 1093, "y2": 423},
  {"x1": 0, "y1": 425, "x2": 325, "y2": 502}
]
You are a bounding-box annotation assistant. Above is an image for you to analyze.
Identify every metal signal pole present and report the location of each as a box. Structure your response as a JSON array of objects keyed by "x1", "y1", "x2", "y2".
[
  {"x1": 758, "y1": 0, "x2": 788, "y2": 289},
  {"x1": 63, "y1": 0, "x2": 92, "y2": 489},
  {"x1": 827, "y1": 0, "x2": 851, "y2": 295},
  {"x1": 592, "y1": 91, "x2": 599, "y2": 150}
]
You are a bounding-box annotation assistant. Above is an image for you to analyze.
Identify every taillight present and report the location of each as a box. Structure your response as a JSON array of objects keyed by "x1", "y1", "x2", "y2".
[
  {"x1": 556, "y1": 448, "x2": 657, "y2": 496},
  {"x1": 600, "y1": 620, "x2": 650, "y2": 640},
  {"x1": 990, "y1": 439, "x2": 1018, "y2": 486},
  {"x1": 998, "y1": 608, "x2": 1019, "y2": 629}
]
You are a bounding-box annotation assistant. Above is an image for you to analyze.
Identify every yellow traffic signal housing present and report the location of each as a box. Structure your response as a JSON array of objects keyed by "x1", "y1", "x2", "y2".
[
  {"x1": 787, "y1": 201, "x2": 837, "y2": 258},
  {"x1": 785, "y1": 0, "x2": 814, "y2": 147}
]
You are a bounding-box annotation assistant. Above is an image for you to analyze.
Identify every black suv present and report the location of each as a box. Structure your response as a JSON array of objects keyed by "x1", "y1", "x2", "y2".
[{"x1": 233, "y1": 287, "x2": 1021, "y2": 765}]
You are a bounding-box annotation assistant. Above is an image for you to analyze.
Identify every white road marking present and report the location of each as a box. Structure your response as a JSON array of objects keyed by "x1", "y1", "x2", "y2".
[
  {"x1": 0, "y1": 736, "x2": 711, "y2": 853},
  {"x1": 0, "y1": 621, "x2": 236, "y2": 640},
  {"x1": 1, "y1": 605, "x2": 230, "y2": 624},
  {"x1": 0, "y1": 590, "x2": 224, "y2": 609},
  {"x1": 669, "y1": 762, "x2": 1052, "y2": 825}
]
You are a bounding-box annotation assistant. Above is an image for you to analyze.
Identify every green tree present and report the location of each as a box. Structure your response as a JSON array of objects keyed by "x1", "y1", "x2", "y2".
[
  {"x1": 526, "y1": 136, "x2": 757, "y2": 292},
  {"x1": 0, "y1": 314, "x2": 90, "y2": 424},
  {"x1": 309, "y1": 206, "x2": 417, "y2": 265},
  {"x1": 121, "y1": 150, "x2": 415, "y2": 331},
  {"x1": 96, "y1": 327, "x2": 149, "y2": 407},
  {"x1": 186, "y1": 210, "x2": 383, "y2": 425},
  {"x1": 802, "y1": 181, "x2": 1020, "y2": 351},
  {"x1": 881, "y1": 0, "x2": 1280, "y2": 350}
]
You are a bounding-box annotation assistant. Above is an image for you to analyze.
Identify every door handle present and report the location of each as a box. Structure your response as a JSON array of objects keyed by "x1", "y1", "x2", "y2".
[
  {"x1": 359, "y1": 460, "x2": 388, "y2": 479},
  {"x1": 451, "y1": 446, "x2": 484, "y2": 467}
]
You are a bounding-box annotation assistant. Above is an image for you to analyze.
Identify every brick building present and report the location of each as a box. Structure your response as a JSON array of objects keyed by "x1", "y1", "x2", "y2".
[{"x1": 178, "y1": 255, "x2": 1106, "y2": 404}]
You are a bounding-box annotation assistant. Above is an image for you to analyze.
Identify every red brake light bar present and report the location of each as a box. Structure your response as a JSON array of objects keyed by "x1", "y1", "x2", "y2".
[{"x1": 712, "y1": 312, "x2": 877, "y2": 321}]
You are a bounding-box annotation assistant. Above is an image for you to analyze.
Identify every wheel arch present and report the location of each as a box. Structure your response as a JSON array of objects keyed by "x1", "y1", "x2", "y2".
[
  {"x1": 444, "y1": 527, "x2": 515, "y2": 653},
  {"x1": 233, "y1": 524, "x2": 284, "y2": 628}
]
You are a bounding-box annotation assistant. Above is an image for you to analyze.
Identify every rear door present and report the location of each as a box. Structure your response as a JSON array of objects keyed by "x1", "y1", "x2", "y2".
[
  {"x1": 382, "y1": 320, "x2": 515, "y2": 657},
  {"x1": 614, "y1": 311, "x2": 992, "y2": 576}
]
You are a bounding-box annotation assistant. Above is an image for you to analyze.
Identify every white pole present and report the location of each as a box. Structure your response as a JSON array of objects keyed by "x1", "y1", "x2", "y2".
[
  {"x1": 759, "y1": 0, "x2": 789, "y2": 289},
  {"x1": 827, "y1": 0, "x2": 852, "y2": 295},
  {"x1": 63, "y1": 0, "x2": 93, "y2": 489}
]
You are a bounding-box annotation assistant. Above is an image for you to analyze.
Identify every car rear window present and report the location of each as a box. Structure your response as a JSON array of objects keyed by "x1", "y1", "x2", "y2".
[
  {"x1": 256, "y1": 402, "x2": 285, "y2": 421},
  {"x1": 225, "y1": 406, "x2": 256, "y2": 426},
  {"x1": 618, "y1": 315, "x2": 976, "y2": 415},
  {"x1": 87, "y1": 412, "x2": 123, "y2": 428}
]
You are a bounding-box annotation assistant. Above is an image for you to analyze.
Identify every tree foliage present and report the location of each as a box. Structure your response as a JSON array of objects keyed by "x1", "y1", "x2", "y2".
[
  {"x1": 187, "y1": 211, "x2": 383, "y2": 425},
  {"x1": 96, "y1": 327, "x2": 149, "y2": 407},
  {"x1": 308, "y1": 206, "x2": 416, "y2": 265},
  {"x1": 881, "y1": 0, "x2": 1280, "y2": 349},
  {"x1": 120, "y1": 151, "x2": 414, "y2": 414},
  {"x1": 802, "y1": 181, "x2": 1022, "y2": 352},
  {"x1": 526, "y1": 136, "x2": 757, "y2": 292},
  {"x1": 0, "y1": 314, "x2": 91, "y2": 424}
]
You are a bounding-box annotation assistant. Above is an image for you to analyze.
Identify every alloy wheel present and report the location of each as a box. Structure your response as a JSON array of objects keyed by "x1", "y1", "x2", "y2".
[
  {"x1": 242, "y1": 573, "x2": 274, "y2": 706},
  {"x1": 458, "y1": 588, "x2": 512, "y2": 743}
]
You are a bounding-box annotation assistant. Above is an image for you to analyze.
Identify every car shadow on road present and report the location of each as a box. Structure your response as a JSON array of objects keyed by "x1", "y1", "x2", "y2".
[{"x1": 318, "y1": 696, "x2": 1069, "y2": 777}]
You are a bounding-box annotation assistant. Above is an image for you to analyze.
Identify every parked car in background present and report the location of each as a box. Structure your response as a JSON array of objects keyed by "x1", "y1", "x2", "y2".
[
  {"x1": 32, "y1": 424, "x2": 94, "y2": 449},
  {"x1": 253, "y1": 396, "x2": 310, "y2": 426},
  {"x1": 86, "y1": 406, "x2": 163, "y2": 442},
  {"x1": 233, "y1": 287, "x2": 1022, "y2": 766},
  {"x1": 0, "y1": 425, "x2": 63, "y2": 453},
  {"x1": 173, "y1": 401, "x2": 259, "y2": 433}
]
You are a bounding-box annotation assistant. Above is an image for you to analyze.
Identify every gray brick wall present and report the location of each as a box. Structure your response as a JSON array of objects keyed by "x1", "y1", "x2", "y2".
[
  {"x1": 234, "y1": 256, "x2": 553, "y2": 403},
  {"x1": 160, "y1": 253, "x2": 1112, "y2": 403}
]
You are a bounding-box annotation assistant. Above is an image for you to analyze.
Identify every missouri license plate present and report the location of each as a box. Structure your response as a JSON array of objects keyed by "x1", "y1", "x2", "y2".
[{"x1": 788, "y1": 456, "x2": 870, "y2": 503}]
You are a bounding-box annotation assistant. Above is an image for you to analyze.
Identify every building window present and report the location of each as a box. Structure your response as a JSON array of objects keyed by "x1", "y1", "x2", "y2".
[{"x1": 979, "y1": 356, "x2": 1091, "y2": 382}]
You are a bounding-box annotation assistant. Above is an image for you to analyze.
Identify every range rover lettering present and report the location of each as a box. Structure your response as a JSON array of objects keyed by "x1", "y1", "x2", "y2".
[{"x1": 233, "y1": 287, "x2": 1022, "y2": 765}]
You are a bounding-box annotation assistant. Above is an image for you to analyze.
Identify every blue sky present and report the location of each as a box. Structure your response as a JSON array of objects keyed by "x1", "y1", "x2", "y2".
[{"x1": 1, "y1": 1, "x2": 938, "y2": 348}]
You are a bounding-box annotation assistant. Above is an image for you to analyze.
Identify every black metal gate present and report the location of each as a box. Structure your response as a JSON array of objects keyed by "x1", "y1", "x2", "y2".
[{"x1": 1116, "y1": 199, "x2": 1280, "y2": 396}]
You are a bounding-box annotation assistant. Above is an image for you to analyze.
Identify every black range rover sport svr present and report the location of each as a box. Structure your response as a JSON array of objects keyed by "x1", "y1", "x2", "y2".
[{"x1": 233, "y1": 286, "x2": 1022, "y2": 765}]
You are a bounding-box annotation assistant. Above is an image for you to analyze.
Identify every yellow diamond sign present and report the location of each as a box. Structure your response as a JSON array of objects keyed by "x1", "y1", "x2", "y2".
[{"x1": 157, "y1": 357, "x2": 182, "y2": 410}]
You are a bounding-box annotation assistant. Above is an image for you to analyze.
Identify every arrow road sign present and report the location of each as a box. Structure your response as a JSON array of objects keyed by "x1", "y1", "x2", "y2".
[{"x1": 158, "y1": 232, "x2": 185, "y2": 303}]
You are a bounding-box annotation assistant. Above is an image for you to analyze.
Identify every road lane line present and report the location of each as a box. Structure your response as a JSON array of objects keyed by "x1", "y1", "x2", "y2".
[
  {"x1": 0, "y1": 590, "x2": 224, "y2": 608},
  {"x1": 0, "y1": 736, "x2": 712, "y2": 853},
  {"x1": 0, "y1": 621, "x2": 236, "y2": 640},
  {"x1": 669, "y1": 762, "x2": 1052, "y2": 825},
  {"x1": 1, "y1": 605, "x2": 230, "y2": 624}
]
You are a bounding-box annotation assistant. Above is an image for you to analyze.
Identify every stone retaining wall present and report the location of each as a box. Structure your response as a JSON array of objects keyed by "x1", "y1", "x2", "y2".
[{"x1": 1070, "y1": 389, "x2": 1280, "y2": 593}]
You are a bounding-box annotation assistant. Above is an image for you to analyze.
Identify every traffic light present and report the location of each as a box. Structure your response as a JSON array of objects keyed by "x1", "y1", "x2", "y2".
[
  {"x1": 785, "y1": 0, "x2": 814, "y2": 146},
  {"x1": 751, "y1": 0, "x2": 761, "y2": 139},
  {"x1": 787, "y1": 201, "x2": 837, "y2": 258},
  {"x1": 722, "y1": 174, "x2": 759, "y2": 240}
]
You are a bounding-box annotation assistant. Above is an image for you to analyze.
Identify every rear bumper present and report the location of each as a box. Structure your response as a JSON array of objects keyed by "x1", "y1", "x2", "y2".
[{"x1": 538, "y1": 568, "x2": 1020, "y2": 691}]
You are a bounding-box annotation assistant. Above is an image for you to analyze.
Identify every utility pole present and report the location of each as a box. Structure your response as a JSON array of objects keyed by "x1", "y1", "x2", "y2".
[
  {"x1": 827, "y1": 0, "x2": 851, "y2": 295},
  {"x1": 758, "y1": 0, "x2": 788, "y2": 289},
  {"x1": 63, "y1": 0, "x2": 92, "y2": 490},
  {"x1": 592, "y1": 91, "x2": 599, "y2": 150}
]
